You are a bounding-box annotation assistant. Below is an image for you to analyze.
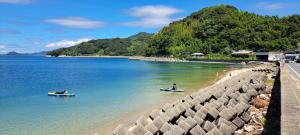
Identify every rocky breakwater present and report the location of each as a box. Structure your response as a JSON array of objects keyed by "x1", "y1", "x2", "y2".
[{"x1": 112, "y1": 64, "x2": 276, "y2": 135}]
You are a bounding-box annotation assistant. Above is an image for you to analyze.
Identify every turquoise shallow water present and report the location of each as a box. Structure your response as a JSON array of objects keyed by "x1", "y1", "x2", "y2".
[{"x1": 0, "y1": 56, "x2": 229, "y2": 135}]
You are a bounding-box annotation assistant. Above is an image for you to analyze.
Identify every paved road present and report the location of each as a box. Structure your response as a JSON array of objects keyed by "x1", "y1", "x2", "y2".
[
  {"x1": 287, "y1": 63, "x2": 300, "y2": 80},
  {"x1": 281, "y1": 64, "x2": 300, "y2": 135}
]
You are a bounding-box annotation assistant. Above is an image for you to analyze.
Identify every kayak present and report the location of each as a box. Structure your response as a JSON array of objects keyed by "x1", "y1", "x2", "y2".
[
  {"x1": 160, "y1": 88, "x2": 185, "y2": 92},
  {"x1": 48, "y1": 91, "x2": 75, "y2": 97}
]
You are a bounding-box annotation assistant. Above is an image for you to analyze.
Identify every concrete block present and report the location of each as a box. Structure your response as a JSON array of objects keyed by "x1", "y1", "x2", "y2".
[
  {"x1": 242, "y1": 84, "x2": 250, "y2": 92},
  {"x1": 240, "y1": 102, "x2": 250, "y2": 111},
  {"x1": 207, "y1": 107, "x2": 219, "y2": 120},
  {"x1": 145, "y1": 121, "x2": 158, "y2": 134},
  {"x1": 234, "y1": 103, "x2": 245, "y2": 115},
  {"x1": 113, "y1": 124, "x2": 127, "y2": 135},
  {"x1": 185, "y1": 99, "x2": 194, "y2": 107},
  {"x1": 216, "y1": 117, "x2": 233, "y2": 127},
  {"x1": 228, "y1": 99, "x2": 238, "y2": 105},
  {"x1": 218, "y1": 105, "x2": 226, "y2": 112},
  {"x1": 189, "y1": 125, "x2": 206, "y2": 135},
  {"x1": 183, "y1": 96, "x2": 192, "y2": 102},
  {"x1": 208, "y1": 127, "x2": 223, "y2": 135},
  {"x1": 219, "y1": 123, "x2": 233, "y2": 135},
  {"x1": 162, "y1": 103, "x2": 172, "y2": 112},
  {"x1": 219, "y1": 108, "x2": 235, "y2": 121},
  {"x1": 195, "y1": 110, "x2": 206, "y2": 119},
  {"x1": 185, "y1": 116, "x2": 197, "y2": 127},
  {"x1": 163, "y1": 131, "x2": 172, "y2": 135},
  {"x1": 203, "y1": 121, "x2": 216, "y2": 132},
  {"x1": 136, "y1": 116, "x2": 150, "y2": 127},
  {"x1": 240, "y1": 112, "x2": 251, "y2": 123},
  {"x1": 228, "y1": 93, "x2": 239, "y2": 99},
  {"x1": 228, "y1": 123, "x2": 238, "y2": 133},
  {"x1": 178, "y1": 120, "x2": 191, "y2": 134},
  {"x1": 176, "y1": 116, "x2": 186, "y2": 124},
  {"x1": 193, "y1": 115, "x2": 204, "y2": 126},
  {"x1": 125, "y1": 130, "x2": 134, "y2": 135},
  {"x1": 144, "y1": 131, "x2": 153, "y2": 135},
  {"x1": 153, "y1": 116, "x2": 164, "y2": 129},
  {"x1": 149, "y1": 109, "x2": 162, "y2": 120},
  {"x1": 160, "y1": 122, "x2": 171, "y2": 133},
  {"x1": 199, "y1": 106, "x2": 209, "y2": 115},
  {"x1": 194, "y1": 104, "x2": 203, "y2": 111},
  {"x1": 232, "y1": 117, "x2": 245, "y2": 128},
  {"x1": 191, "y1": 98, "x2": 200, "y2": 106},
  {"x1": 173, "y1": 106, "x2": 182, "y2": 117},
  {"x1": 130, "y1": 125, "x2": 147, "y2": 135},
  {"x1": 184, "y1": 108, "x2": 196, "y2": 118},
  {"x1": 169, "y1": 125, "x2": 184, "y2": 135},
  {"x1": 165, "y1": 108, "x2": 176, "y2": 120},
  {"x1": 160, "y1": 113, "x2": 171, "y2": 122}
]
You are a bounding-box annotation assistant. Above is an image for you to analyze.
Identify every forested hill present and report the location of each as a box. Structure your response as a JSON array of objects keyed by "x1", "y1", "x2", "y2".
[
  {"x1": 146, "y1": 5, "x2": 300, "y2": 57},
  {"x1": 47, "y1": 32, "x2": 153, "y2": 57}
]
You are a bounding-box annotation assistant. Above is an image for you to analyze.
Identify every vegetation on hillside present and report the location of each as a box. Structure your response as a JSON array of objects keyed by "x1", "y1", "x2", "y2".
[
  {"x1": 47, "y1": 32, "x2": 153, "y2": 57},
  {"x1": 48, "y1": 5, "x2": 300, "y2": 58},
  {"x1": 146, "y1": 5, "x2": 300, "y2": 57}
]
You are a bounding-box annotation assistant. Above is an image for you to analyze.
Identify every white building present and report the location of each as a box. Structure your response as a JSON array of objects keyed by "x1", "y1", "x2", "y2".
[
  {"x1": 255, "y1": 52, "x2": 287, "y2": 61},
  {"x1": 191, "y1": 53, "x2": 204, "y2": 58}
]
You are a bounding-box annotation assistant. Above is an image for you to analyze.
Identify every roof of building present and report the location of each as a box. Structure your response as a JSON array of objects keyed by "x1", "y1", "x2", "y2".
[
  {"x1": 232, "y1": 50, "x2": 252, "y2": 55},
  {"x1": 192, "y1": 53, "x2": 204, "y2": 56}
]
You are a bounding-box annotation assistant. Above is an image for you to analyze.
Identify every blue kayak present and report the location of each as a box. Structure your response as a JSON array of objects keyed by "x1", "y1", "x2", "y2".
[
  {"x1": 160, "y1": 88, "x2": 185, "y2": 92},
  {"x1": 48, "y1": 91, "x2": 75, "y2": 96}
]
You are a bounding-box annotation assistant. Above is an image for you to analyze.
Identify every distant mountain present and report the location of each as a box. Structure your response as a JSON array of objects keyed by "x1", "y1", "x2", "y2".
[
  {"x1": 47, "y1": 32, "x2": 154, "y2": 57},
  {"x1": 5, "y1": 51, "x2": 48, "y2": 56},
  {"x1": 6, "y1": 51, "x2": 22, "y2": 56}
]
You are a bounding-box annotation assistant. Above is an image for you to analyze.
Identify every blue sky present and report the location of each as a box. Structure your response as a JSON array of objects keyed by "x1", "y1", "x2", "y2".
[{"x1": 0, "y1": 0, "x2": 299, "y2": 53}]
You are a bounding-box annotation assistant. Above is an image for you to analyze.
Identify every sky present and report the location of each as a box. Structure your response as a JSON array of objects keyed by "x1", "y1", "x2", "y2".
[{"x1": 0, "y1": 0, "x2": 300, "y2": 53}]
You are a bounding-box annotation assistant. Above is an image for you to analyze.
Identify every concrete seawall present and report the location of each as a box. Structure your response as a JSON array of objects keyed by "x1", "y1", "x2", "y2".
[{"x1": 112, "y1": 64, "x2": 277, "y2": 135}]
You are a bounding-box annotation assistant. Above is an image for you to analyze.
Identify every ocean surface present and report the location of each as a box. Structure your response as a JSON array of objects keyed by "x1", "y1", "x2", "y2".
[{"x1": 0, "y1": 56, "x2": 230, "y2": 135}]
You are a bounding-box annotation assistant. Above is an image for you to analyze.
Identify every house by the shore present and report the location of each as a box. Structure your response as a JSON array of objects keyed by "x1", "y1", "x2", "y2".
[
  {"x1": 191, "y1": 52, "x2": 205, "y2": 58},
  {"x1": 231, "y1": 50, "x2": 253, "y2": 58}
]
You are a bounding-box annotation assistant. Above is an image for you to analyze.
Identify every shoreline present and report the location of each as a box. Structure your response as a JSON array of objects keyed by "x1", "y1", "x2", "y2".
[
  {"x1": 96, "y1": 67, "x2": 249, "y2": 135},
  {"x1": 50, "y1": 55, "x2": 239, "y2": 64}
]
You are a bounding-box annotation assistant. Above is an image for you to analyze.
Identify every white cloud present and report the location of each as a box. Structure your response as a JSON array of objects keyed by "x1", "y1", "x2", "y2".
[
  {"x1": 123, "y1": 5, "x2": 181, "y2": 28},
  {"x1": 257, "y1": 2, "x2": 299, "y2": 11},
  {"x1": 0, "y1": 0, "x2": 33, "y2": 4},
  {"x1": 44, "y1": 17, "x2": 105, "y2": 29},
  {"x1": 45, "y1": 38, "x2": 91, "y2": 48},
  {"x1": 0, "y1": 45, "x2": 5, "y2": 49}
]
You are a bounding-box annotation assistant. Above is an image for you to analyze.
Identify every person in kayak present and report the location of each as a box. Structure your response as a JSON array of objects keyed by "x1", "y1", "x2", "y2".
[
  {"x1": 55, "y1": 90, "x2": 67, "y2": 94},
  {"x1": 171, "y1": 83, "x2": 177, "y2": 91}
]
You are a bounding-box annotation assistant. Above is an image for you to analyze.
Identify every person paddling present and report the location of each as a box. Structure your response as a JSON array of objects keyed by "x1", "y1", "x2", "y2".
[{"x1": 171, "y1": 83, "x2": 177, "y2": 91}]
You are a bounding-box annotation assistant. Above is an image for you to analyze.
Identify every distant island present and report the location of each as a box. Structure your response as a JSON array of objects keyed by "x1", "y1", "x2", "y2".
[
  {"x1": 47, "y1": 32, "x2": 153, "y2": 57},
  {"x1": 47, "y1": 5, "x2": 300, "y2": 59},
  {"x1": 3, "y1": 51, "x2": 49, "y2": 56}
]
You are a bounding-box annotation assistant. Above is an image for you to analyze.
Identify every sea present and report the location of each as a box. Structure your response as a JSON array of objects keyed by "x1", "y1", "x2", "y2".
[{"x1": 0, "y1": 56, "x2": 230, "y2": 135}]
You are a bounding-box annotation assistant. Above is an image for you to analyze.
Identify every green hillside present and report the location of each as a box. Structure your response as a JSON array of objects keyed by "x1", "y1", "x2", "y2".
[
  {"x1": 47, "y1": 32, "x2": 153, "y2": 57},
  {"x1": 146, "y1": 5, "x2": 300, "y2": 57}
]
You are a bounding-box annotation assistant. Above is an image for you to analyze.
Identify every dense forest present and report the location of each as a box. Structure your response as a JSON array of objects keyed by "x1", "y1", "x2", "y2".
[
  {"x1": 47, "y1": 32, "x2": 153, "y2": 57},
  {"x1": 48, "y1": 5, "x2": 300, "y2": 58}
]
